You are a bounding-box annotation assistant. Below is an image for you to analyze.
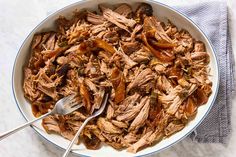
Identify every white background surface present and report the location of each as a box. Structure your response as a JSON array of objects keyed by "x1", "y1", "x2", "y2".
[{"x1": 0, "y1": 0, "x2": 235, "y2": 157}]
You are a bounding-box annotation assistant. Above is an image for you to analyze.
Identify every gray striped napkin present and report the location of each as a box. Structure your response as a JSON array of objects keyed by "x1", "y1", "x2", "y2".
[{"x1": 174, "y1": 1, "x2": 234, "y2": 144}]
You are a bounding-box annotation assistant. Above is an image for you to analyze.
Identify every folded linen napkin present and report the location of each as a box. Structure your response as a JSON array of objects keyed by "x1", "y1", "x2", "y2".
[{"x1": 174, "y1": 1, "x2": 234, "y2": 144}]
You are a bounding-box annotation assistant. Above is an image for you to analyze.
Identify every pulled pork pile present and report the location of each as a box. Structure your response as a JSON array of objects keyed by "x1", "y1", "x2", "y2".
[{"x1": 23, "y1": 3, "x2": 212, "y2": 153}]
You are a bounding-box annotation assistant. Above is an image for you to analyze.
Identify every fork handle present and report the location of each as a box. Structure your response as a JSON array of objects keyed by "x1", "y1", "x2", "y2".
[
  {"x1": 0, "y1": 112, "x2": 51, "y2": 141},
  {"x1": 62, "y1": 118, "x2": 91, "y2": 157}
]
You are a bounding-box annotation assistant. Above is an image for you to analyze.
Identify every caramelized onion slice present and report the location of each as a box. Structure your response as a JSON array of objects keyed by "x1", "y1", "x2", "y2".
[
  {"x1": 80, "y1": 81, "x2": 91, "y2": 113},
  {"x1": 185, "y1": 97, "x2": 197, "y2": 117},
  {"x1": 110, "y1": 67, "x2": 126, "y2": 104},
  {"x1": 93, "y1": 38, "x2": 116, "y2": 54},
  {"x1": 114, "y1": 75, "x2": 126, "y2": 104},
  {"x1": 141, "y1": 33, "x2": 175, "y2": 62},
  {"x1": 43, "y1": 46, "x2": 69, "y2": 61},
  {"x1": 148, "y1": 39, "x2": 177, "y2": 49},
  {"x1": 110, "y1": 67, "x2": 121, "y2": 87}
]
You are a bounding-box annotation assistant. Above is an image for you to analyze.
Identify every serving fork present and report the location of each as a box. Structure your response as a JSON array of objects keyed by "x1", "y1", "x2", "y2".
[
  {"x1": 62, "y1": 89, "x2": 110, "y2": 157},
  {"x1": 0, "y1": 94, "x2": 81, "y2": 140}
]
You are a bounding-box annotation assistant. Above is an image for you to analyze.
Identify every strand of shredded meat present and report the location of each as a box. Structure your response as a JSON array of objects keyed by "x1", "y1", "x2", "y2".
[{"x1": 23, "y1": 2, "x2": 212, "y2": 153}]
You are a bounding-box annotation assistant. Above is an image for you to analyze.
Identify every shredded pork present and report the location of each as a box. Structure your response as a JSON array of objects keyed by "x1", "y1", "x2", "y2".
[{"x1": 23, "y1": 3, "x2": 212, "y2": 153}]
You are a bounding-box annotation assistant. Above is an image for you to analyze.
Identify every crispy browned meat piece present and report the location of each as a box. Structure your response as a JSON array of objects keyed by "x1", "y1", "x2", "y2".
[
  {"x1": 84, "y1": 133, "x2": 102, "y2": 150},
  {"x1": 135, "y1": 3, "x2": 153, "y2": 22},
  {"x1": 23, "y1": 2, "x2": 212, "y2": 153}
]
